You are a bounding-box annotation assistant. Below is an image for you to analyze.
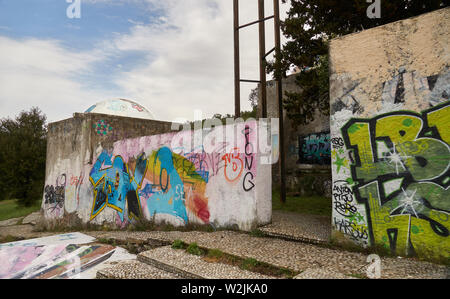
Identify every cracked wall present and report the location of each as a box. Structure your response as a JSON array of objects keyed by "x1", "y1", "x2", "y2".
[{"x1": 329, "y1": 7, "x2": 449, "y2": 261}]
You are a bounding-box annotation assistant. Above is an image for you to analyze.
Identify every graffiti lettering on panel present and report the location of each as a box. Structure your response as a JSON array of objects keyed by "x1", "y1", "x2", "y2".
[
  {"x1": 220, "y1": 124, "x2": 257, "y2": 191},
  {"x1": 89, "y1": 147, "x2": 210, "y2": 225},
  {"x1": 341, "y1": 101, "x2": 450, "y2": 259},
  {"x1": 89, "y1": 123, "x2": 259, "y2": 226},
  {"x1": 44, "y1": 174, "x2": 66, "y2": 217},
  {"x1": 298, "y1": 131, "x2": 331, "y2": 165}
]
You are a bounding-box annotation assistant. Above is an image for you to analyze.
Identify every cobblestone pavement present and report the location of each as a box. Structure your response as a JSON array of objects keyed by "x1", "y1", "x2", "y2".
[
  {"x1": 293, "y1": 267, "x2": 356, "y2": 279},
  {"x1": 259, "y1": 211, "x2": 331, "y2": 244},
  {"x1": 1, "y1": 211, "x2": 448, "y2": 279},
  {"x1": 97, "y1": 260, "x2": 181, "y2": 279},
  {"x1": 138, "y1": 246, "x2": 275, "y2": 279},
  {"x1": 86, "y1": 230, "x2": 448, "y2": 279}
]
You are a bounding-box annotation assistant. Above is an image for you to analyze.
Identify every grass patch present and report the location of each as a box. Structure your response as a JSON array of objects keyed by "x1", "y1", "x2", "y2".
[
  {"x1": 241, "y1": 258, "x2": 259, "y2": 270},
  {"x1": 171, "y1": 239, "x2": 186, "y2": 250},
  {"x1": 249, "y1": 229, "x2": 265, "y2": 238},
  {"x1": 272, "y1": 189, "x2": 331, "y2": 216},
  {"x1": 186, "y1": 242, "x2": 204, "y2": 256},
  {"x1": 207, "y1": 249, "x2": 225, "y2": 259},
  {"x1": 0, "y1": 199, "x2": 41, "y2": 222}
]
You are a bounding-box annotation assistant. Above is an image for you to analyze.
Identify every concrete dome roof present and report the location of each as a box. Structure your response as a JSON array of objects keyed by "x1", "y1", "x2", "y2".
[{"x1": 84, "y1": 98, "x2": 155, "y2": 120}]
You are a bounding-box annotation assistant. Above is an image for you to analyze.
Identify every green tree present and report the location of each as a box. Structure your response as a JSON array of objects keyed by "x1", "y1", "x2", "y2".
[
  {"x1": 269, "y1": 0, "x2": 448, "y2": 126},
  {"x1": 0, "y1": 107, "x2": 47, "y2": 206}
]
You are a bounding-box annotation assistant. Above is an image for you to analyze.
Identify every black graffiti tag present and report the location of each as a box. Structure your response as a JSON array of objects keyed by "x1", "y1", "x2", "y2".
[
  {"x1": 333, "y1": 180, "x2": 357, "y2": 217},
  {"x1": 242, "y1": 125, "x2": 255, "y2": 192},
  {"x1": 331, "y1": 137, "x2": 345, "y2": 148},
  {"x1": 334, "y1": 217, "x2": 369, "y2": 242}
]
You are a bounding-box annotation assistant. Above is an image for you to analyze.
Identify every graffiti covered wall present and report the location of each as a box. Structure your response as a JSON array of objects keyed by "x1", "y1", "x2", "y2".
[
  {"x1": 298, "y1": 131, "x2": 331, "y2": 165},
  {"x1": 329, "y1": 7, "x2": 449, "y2": 260},
  {"x1": 42, "y1": 115, "x2": 272, "y2": 231}
]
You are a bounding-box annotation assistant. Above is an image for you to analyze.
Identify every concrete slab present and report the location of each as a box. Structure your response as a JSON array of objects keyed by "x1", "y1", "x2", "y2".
[
  {"x1": 0, "y1": 232, "x2": 136, "y2": 279},
  {"x1": 22, "y1": 212, "x2": 42, "y2": 226},
  {"x1": 0, "y1": 217, "x2": 23, "y2": 227},
  {"x1": 259, "y1": 211, "x2": 331, "y2": 244},
  {"x1": 138, "y1": 246, "x2": 275, "y2": 279}
]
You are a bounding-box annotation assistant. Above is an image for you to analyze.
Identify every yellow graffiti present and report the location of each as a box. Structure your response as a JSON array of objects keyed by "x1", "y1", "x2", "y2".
[
  {"x1": 343, "y1": 101, "x2": 450, "y2": 261},
  {"x1": 427, "y1": 104, "x2": 450, "y2": 144}
]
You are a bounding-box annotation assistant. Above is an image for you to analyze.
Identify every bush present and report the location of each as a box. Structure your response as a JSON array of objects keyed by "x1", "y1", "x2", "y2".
[
  {"x1": 0, "y1": 107, "x2": 47, "y2": 206},
  {"x1": 186, "y1": 242, "x2": 203, "y2": 256},
  {"x1": 171, "y1": 239, "x2": 185, "y2": 250}
]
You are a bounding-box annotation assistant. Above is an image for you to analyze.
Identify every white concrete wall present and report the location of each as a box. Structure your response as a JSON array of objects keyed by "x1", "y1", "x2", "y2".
[{"x1": 42, "y1": 119, "x2": 273, "y2": 231}]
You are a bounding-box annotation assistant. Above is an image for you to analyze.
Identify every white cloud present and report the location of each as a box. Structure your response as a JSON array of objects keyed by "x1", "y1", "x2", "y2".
[
  {"x1": 109, "y1": 0, "x2": 290, "y2": 122},
  {"x1": 0, "y1": 0, "x2": 290, "y2": 123},
  {"x1": 0, "y1": 36, "x2": 113, "y2": 122}
]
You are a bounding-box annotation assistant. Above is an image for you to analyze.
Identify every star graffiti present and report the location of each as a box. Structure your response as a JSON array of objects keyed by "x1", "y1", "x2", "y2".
[
  {"x1": 384, "y1": 144, "x2": 411, "y2": 175},
  {"x1": 334, "y1": 154, "x2": 347, "y2": 173},
  {"x1": 390, "y1": 188, "x2": 422, "y2": 218}
]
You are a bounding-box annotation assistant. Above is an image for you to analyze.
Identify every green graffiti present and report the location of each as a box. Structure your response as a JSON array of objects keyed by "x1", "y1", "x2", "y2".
[
  {"x1": 333, "y1": 154, "x2": 347, "y2": 174},
  {"x1": 341, "y1": 101, "x2": 450, "y2": 260}
]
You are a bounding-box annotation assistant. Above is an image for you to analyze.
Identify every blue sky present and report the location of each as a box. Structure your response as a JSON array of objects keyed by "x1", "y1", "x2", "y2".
[{"x1": 0, "y1": 0, "x2": 289, "y2": 123}]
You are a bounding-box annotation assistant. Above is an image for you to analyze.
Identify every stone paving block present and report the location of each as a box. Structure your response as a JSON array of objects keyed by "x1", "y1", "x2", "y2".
[
  {"x1": 138, "y1": 246, "x2": 275, "y2": 279},
  {"x1": 87, "y1": 230, "x2": 448, "y2": 279},
  {"x1": 97, "y1": 259, "x2": 181, "y2": 279},
  {"x1": 0, "y1": 217, "x2": 23, "y2": 227},
  {"x1": 259, "y1": 211, "x2": 331, "y2": 244},
  {"x1": 293, "y1": 267, "x2": 356, "y2": 279}
]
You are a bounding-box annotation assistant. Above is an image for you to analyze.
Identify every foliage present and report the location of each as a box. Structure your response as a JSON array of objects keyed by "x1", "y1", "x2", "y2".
[
  {"x1": 272, "y1": 188, "x2": 332, "y2": 216},
  {"x1": 186, "y1": 242, "x2": 204, "y2": 256},
  {"x1": 0, "y1": 107, "x2": 47, "y2": 206},
  {"x1": 0, "y1": 199, "x2": 41, "y2": 221},
  {"x1": 171, "y1": 239, "x2": 186, "y2": 250},
  {"x1": 189, "y1": 106, "x2": 258, "y2": 129},
  {"x1": 268, "y1": 0, "x2": 448, "y2": 126},
  {"x1": 283, "y1": 55, "x2": 330, "y2": 125},
  {"x1": 248, "y1": 87, "x2": 259, "y2": 110}
]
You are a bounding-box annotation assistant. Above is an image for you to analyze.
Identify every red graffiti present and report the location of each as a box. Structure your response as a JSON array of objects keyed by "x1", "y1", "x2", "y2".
[{"x1": 222, "y1": 148, "x2": 243, "y2": 183}]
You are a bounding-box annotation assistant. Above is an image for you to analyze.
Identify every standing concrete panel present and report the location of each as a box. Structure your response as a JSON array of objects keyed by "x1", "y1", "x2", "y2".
[
  {"x1": 43, "y1": 116, "x2": 273, "y2": 231},
  {"x1": 329, "y1": 8, "x2": 449, "y2": 261},
  {"x1": 42, "y1": 113, "x2": 176, "y2": 223}
]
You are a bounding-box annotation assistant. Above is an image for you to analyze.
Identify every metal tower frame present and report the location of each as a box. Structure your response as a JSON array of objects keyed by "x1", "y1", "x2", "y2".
[{"x1": 233, "y1": 0, "x2": 286, "y2": 203}]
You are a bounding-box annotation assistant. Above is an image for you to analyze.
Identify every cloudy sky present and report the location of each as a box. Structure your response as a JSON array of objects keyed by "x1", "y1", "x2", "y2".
[{"x1": 0, "y1": 0, "x2": 290, "y2": 123}]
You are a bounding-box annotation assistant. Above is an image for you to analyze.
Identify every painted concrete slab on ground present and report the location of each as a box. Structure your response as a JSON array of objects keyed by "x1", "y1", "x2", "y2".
[{"x1": 0, "y1": 232, "x2": 135, "y2": 279}]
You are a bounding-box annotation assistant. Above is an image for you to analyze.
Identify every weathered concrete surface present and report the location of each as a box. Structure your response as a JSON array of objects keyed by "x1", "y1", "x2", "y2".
[
  {"x1": 42, "y1": 112, "x2": 175, "y2": 220},
  {"x1": 329, "y1": 7, "x2": 450, "y2": 261},
  {"x1": 42, "y1": 117, "x2": 273, "y2": 231},
  {"x1": 0, "y1": 232, "x2": 135, "y2": 279},
  {"x1": 22, "y1": 212, "x2": 42, "y2": 226},
  {"x1": 0, "y1": 217, "x2": 23, "y2": 227}
]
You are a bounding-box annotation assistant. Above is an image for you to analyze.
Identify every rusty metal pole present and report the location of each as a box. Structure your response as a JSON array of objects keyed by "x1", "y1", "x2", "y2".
[
  {"x1": 258, "y1": 0, "x2": 267, "y2": 118},
  {"x1": 233, "y1": 0, "x2": 241, "y2": 118},
  {"x1": 273, "y1": 0, "x2": 286, "y2": 203}
]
